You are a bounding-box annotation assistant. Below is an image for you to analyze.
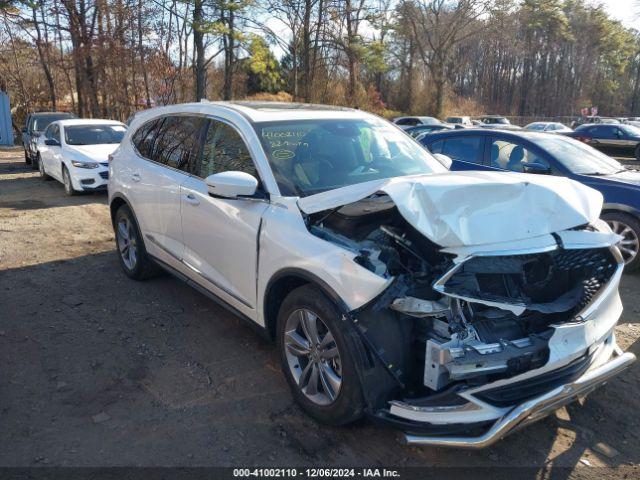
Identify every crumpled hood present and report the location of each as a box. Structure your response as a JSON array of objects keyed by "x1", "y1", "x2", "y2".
[
  {"x1": 297, "y1": 171, "x2": 603, "y2": 248},
  {"x1": 65, "y1": 144, "x2": 118, "y2": 163}
]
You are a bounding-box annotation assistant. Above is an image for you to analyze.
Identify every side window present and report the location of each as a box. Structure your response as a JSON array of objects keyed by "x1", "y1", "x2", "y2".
[
  {"x1": 489, "y1": 139, "x2": 549, "y2": 172},
  {"x1": 152, "y1": 116, "x2": 206, "y2": 170},
  {"x1": 199, "y1": 120, "x2": 258, "y2": 179},
  {"x1": 51, "y1": 125, "x2": 60, "y2": 143},
  {"x1": 441, "y1": 136, "x2": 482, "y2": 164},
  {"x1": 592, "y1": 126, "x2": 614, "y2": 138},
  {"x1": 132, "y1": 118, "x2": 165, "y2": 160},
  {"x1": 427, "y1": 139, "x2": 445, "y2": 154}
]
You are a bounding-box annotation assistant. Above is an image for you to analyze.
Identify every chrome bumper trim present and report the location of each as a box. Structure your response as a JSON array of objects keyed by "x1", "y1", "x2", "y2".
[{"x1": 403, "y1": 351, "x2": 636, "y2": 448}]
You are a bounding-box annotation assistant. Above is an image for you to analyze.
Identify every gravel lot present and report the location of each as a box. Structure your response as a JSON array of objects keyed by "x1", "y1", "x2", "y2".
[{"x1": 1, "y1": 147, "x2": 639, "y2": 475}]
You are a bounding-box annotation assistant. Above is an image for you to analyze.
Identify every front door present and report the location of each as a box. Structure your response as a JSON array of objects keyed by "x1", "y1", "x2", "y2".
[{"x1": 180, "y1": 118, "x2": 269, "y2": 311}]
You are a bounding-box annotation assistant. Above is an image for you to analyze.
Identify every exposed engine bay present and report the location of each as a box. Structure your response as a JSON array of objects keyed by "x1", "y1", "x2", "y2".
[{"x1": 305, "y1": 193, "x2": 619, "y2": 403}]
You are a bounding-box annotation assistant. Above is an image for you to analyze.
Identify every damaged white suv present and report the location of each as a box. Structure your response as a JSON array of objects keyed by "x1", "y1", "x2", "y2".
[{"x1": 108, "y1": 102, "x2": 635, "y2": 447}]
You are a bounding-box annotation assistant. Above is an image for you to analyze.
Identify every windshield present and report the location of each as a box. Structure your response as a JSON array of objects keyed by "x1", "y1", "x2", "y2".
[
  {"x1": 620, "y1": 125, "x2": 640, "y2": 137},
  {"x1": 525, "y1": 123, "x2": 546, "y2": 131},
  {"x1": 256, "y1": 118, "x2": 446, "y2": 197},
  {"x1": 64, "y1": 124, "x2": 126, "y2": 145},
  {"x1": 533, "y1": 135, "x2": 624, "y2": 175},
  {"x1": 32, "y1": 114, "x2": 73, "y2": 132},
  {"x1": 446, "y1": 117, "x2": 463, "y2": 123}
]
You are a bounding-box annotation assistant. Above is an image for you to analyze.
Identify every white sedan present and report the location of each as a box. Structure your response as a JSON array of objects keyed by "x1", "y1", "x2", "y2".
[{"x1": 36, "y1": 119, "x2": 126, "y2": 195}]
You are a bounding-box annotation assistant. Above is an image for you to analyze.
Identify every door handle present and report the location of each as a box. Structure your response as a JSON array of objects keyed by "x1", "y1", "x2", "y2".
[
  {"x1": 131, "y1": 173, "x2": 141, "y2": 182},
  {"x1": 184, "y1": 193, "x2": 200, "y2": 206}
]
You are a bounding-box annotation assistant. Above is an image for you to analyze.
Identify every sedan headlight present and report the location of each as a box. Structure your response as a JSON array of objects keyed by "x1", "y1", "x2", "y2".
[{"x1": 71, "y1": 160, "x2": 99, "y2": 169}]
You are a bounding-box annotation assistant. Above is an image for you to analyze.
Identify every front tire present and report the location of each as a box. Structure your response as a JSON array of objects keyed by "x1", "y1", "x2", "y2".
[
  {"x1": 31, "y1": 151, "x2": 40, "y2": 170},
  {"x1": 62, "y1": 166, "x2": 78, "y2": 196},
  {"x1": 114, "y1": 204, "x2": 160, "y2": 280},
  {"x1": 277, "y1": 285, "x2": 364, "y2": 425},
  {"x1": 603, "y1": 212, "x2": 640, "y2": 272},
  {"x1": 24, "y1": 148, "x2": 31, "y2": 164}
]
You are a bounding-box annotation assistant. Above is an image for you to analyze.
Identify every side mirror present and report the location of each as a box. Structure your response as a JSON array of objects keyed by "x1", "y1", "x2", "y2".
[
  {"x1": 45, "y1": 139, "x2": 59, "y2": 146},
  {"x1": 433, "y1": 153, "x2": 452, "y2": 169},
  {"x1": 522, "y1": 162, "x2": 550, "y2": 174},
  {"x1": 204, "y1": 171, "x2": 258, "y2": 198}
]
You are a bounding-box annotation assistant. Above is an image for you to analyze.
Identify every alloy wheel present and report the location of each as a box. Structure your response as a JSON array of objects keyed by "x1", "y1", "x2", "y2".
[
  {"x1": 607, "y1": 219, "x2": 640, "y2": 264},
  {"x1": 284, "y1": 308, "x2": 342, "y2": 406},
  {"x1": 116, "y1": 217, "x2": 138, "y2": 270}
]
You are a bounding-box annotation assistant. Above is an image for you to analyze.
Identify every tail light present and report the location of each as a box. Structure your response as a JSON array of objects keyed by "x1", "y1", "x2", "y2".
[{"x1": 575, "y1": 136, "x2": 589, "y2": 143}]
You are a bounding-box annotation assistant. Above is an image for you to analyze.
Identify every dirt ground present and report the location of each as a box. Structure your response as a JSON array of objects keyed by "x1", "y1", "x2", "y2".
[{"x1": 1, "y1": 147, "x2": 639, "y2": 476}]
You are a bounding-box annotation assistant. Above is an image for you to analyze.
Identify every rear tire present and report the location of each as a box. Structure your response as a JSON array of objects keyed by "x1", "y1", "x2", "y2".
[
  {"x1": 276, "y1": 285, "x2": 365, "y2": 425},
  {"x1": 602, "y1": 212, "x2": 640, "y2": 272},
  {"x1": 114, "y1": 204, "x2": 161, "y2": 280},
  {"x1": 38, "y1": 154, "x2": 52, "y2": 180}
]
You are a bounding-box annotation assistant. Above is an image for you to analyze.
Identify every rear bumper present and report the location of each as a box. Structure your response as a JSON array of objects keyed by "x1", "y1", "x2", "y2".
[{"x1": 403, "y1": 349, "x2": 635, "y2": 448}]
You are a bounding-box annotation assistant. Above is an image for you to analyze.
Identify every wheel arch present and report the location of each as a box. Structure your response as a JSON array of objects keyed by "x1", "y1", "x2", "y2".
[
  {"x1": 601, "y1": 203, "x2": 640, "y2": 220},
  {"x1": 263, "y1": 268, "x2": 350, "y2": 341}
]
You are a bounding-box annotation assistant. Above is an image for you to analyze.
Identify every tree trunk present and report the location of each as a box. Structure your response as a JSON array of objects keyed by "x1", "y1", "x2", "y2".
[{"x1": 193, "y1": 0, "x2": 206, "y2": 101}]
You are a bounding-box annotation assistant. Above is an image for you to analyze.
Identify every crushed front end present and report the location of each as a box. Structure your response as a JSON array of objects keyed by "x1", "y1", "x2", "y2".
[{"x1": 303, "y1": 189, "x2": 635, "y2": 447}]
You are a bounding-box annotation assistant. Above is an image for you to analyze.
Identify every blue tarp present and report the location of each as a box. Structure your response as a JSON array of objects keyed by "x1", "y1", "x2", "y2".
[{"x1": 0, "y1": 91, "x2": 14, "y2": 145}]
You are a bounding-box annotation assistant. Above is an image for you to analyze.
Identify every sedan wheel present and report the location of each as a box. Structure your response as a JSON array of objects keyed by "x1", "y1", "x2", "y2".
[
  {"x1": 62, "y1": 167, "x2": 77, "y2": 196},
  {"x1": 116, "y1": 217, "x2": 138, "y2": 271},
  {"x1": 606, "y1": 219, "x2": 639, "y2": 264}
]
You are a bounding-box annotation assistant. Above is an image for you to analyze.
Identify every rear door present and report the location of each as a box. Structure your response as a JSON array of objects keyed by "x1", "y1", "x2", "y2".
[
  {"x1": 179, "y1": 118, "x2": 269, "y2": 311},
  {"x1": 128, "y1": 115, "x2": 206, "y2": 264}
]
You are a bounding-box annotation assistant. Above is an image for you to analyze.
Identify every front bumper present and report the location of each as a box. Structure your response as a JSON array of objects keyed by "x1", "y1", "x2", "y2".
[
  {"x1": 403, "y1": 348, "x2": 635, "y2": 447},
  {"x1": 70, "y1": 164, "x2": 109, "y2": 191}
]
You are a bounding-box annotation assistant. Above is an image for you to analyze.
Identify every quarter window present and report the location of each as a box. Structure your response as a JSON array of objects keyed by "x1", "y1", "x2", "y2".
[{"x1": 198, "y1": 120, "x2": 258, "y2": 179}]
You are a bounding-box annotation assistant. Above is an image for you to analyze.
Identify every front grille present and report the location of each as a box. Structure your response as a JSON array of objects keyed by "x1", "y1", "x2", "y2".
[
  {"x1": 99, "y1": 171, "x2": 109, "y2": 180},
  {"x1": 439, "y1": 247, "x2": 617, "y2": 315},
  {"x1": 473, "y1": 353, "x2": 592, "y2": 407}
]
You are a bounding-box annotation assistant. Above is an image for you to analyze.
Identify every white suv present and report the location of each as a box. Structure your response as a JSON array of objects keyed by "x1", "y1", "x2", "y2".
[{"x1": 108, "y1": 101, "x2": 634, "y2": 447}]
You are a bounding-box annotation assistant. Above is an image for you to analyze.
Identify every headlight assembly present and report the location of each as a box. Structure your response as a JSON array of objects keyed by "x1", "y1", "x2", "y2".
[{"x1": 71, "y1": 160, "x2": 99, "y2": 169}]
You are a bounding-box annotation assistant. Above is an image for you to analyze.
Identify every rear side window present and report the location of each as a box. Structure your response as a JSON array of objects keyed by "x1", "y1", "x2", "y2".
[
  {"x1": 198, "y1": 120, "x2": 258, "y2": 179},
  {"x1": 441, "y1": 136, "x2": 482, "y2": 164},
  {"x1": 132, "y1": 116, "x2": 205, "y2": 171},
  {"x1": 132, "y1": 118, "x2": 165, "y2": 160},
  {"x1": 152, "y1": 116, "x2": 206, "y2": 170},
  {"x1": 427, "y1": 139, "x2": 445, "y2": 154}
]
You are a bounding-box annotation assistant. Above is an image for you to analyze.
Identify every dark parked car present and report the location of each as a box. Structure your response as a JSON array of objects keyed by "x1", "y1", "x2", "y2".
[
  {"x1": 565, "y1": 123, "x2": 640, "y2": 160},
  {"x1": 404, "y1": 123, "x2": 454, "y2": 138},
  {"x1": 22, "y1": 112, "x2": 75, "y2": 168},
  {"x1": 419, "y1": 129, "x2": 640, "y2": 270},
  {"x1": 392, "y1": 116, "x2": 442, "y2": 130}
]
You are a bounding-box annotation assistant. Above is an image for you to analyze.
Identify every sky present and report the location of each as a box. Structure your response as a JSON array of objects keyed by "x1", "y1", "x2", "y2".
[{"x1": 595, "y1": 0, "x2": 640, "y2": 29}]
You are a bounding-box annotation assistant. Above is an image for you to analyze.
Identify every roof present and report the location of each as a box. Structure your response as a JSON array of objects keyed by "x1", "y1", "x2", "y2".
[
  {"x1": 56, "y1": 119, "x2": 125, "y2": 127},
  {"x1": 207, "y1": 101, "x2": 367, "y2": 123},
  {"x1": 421, "y1": 128, "x2": 556, "y2": 141},
  {"x1": 30, "y1": 111, "x2": 74, "y2": 116}
]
